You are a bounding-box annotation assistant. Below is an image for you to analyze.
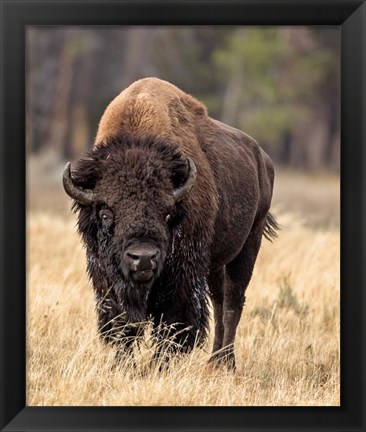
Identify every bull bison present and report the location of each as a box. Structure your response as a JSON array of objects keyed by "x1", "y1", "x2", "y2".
[{"x1": 63, "y1": 77, "x2": 277, "y2": 369}]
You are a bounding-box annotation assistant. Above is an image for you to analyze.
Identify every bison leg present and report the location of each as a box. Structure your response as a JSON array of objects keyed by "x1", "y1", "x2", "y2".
[
  {"x1": 207, "y1": 267, "x2": 225, "y2": 361},
  {"x1": 151, "y1": 314, "x2": 201, "y2": 355},
  {"x1": 220, "y1": 221, "x2": 266, "y2": 369},
  {"x1": 148, "y1": 274, "x2": 209, "y2": 365},
  {"x1": 96, "y1": 299, "x2": 144, "y2": 362}
]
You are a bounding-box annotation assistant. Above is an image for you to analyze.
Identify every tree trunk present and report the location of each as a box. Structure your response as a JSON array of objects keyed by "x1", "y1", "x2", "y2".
[
  {"x1": 45, "y1": 29, "x2": 78, "y2": 160},
  {"x1": 221, "y1": 29, "x2": 246, "y2": 126}
]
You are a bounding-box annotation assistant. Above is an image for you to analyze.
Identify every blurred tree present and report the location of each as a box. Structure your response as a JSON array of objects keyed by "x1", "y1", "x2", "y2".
[
  {"x1": 213, "y1": 27, "x2": 340, "y2": 171},
  {"x1": 27, "y1": 27, "x2": 66, "y2": 154}
]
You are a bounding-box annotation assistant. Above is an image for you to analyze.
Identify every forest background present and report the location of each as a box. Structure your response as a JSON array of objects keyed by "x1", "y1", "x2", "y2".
[{"x1": 27, "y1": 26, "x2": 340, "y2": 173}]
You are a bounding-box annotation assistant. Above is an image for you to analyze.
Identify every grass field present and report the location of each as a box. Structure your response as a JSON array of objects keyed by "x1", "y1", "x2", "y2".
[{"x1": 26, "y1": 170, "x2": 340, "y2": 406}]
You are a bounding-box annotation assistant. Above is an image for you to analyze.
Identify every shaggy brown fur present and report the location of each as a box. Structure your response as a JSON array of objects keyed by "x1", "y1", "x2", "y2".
[{"x1": 67, "y1": 77, "x2": 277, "y2": 369}]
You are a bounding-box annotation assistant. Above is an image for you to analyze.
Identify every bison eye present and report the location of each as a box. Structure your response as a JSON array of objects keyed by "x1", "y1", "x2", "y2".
[
  {"x1": 99, "y1": 209, "x2": 113, "y2": 225},
  {"x1": 165, "y1": 214, "x2": 171, "y2": 223}
]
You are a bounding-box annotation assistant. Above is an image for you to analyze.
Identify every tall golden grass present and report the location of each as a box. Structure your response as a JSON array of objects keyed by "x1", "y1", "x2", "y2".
[{"x1": 27, "y1": 209, "x2": 340, "y2": 406}]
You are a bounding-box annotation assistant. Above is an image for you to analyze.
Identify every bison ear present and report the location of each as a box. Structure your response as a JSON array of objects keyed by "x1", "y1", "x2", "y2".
[
  {"x1": 172, "y1": 157, "x2": 197, "y2": 202},
  {"x1": 170, "y1": 154, "x2": 191, "y2": 189},
  {"x1": 63, "y1": 162, "x2": 96, "y2": 205},
  {"x1": 70, "y1": 156, "x2": 102, "y2": 190},
  {"x1": 63, "y1": 155, "x2": 103, "y2": 206}
]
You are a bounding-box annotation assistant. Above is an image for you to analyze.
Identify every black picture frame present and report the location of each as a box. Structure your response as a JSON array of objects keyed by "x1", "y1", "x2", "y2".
[{"x1": 1, "y1": 1, "x2": 365, "y2": 431}]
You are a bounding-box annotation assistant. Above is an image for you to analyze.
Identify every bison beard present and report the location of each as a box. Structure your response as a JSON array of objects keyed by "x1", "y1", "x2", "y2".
[{"x1": 63, "y1": 78, "x2": 277, "y2": 369}]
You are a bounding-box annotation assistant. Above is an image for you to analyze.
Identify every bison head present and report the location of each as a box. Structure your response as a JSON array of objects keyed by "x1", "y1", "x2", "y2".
[{"x1": 63, "y1": 134, "x2": 196, "y2": 315}]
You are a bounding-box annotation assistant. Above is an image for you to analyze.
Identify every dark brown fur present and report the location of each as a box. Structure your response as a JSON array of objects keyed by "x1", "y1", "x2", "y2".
[{"x1": 70, "y1": 78, "x2": 277, "y2": 368}]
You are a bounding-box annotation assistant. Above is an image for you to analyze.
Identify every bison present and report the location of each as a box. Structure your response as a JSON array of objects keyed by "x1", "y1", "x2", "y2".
[{"x1": 63, "y1": 77, "x2": 277, "y2": 369}]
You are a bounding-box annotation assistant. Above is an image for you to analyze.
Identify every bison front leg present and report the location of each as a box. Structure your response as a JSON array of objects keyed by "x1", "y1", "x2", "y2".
[
  {"x1": 215, "y1": 221, "x2": 265, "y2": 370},
  {"x1": 96, "y1": 297, "x2": 143, "y2": 366},
  {"x1": 150, "y1": 319, "x2": 198, "y2": 369},
  {"x1": 148, "y1": 274, "x2": 209, "y2": 365}
]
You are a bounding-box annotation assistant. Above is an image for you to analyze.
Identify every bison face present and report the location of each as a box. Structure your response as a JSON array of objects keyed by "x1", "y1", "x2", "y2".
[
  {"x1": 63, "y1": 134, "x2": 196, "y2": 298},
  {"x1": 94, "y1": 185, "x2": 173, "y2": 290}
]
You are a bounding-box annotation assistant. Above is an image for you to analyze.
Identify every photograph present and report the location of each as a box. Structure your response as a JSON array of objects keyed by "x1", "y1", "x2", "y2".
[{"x1": 26, "y1": 25, "x2": 340, "y2": 407}]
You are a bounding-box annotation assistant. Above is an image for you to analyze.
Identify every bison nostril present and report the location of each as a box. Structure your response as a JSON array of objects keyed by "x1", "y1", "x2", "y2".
[
  {"x1": 150, "y1": 250, "x2": 159, "y2": 261},
  {"x1": 126, "y1": 251, "x2": 140, "y2": 262}
]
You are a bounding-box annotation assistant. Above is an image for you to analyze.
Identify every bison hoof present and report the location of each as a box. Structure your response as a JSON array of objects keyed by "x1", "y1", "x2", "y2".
[{"x1": 208, "y1": 350, "x2": 236, "y2": 371}]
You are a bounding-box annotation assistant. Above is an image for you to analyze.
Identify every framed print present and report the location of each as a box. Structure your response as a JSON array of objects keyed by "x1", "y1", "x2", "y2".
[{"x1": 1, "y1": 1, "x2": 365, "y2": 431}]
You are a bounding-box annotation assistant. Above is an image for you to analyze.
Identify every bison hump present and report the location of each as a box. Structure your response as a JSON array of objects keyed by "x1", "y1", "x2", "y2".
[{"x1": 95, "y1": 78, "x2": 207, "y2": 145}]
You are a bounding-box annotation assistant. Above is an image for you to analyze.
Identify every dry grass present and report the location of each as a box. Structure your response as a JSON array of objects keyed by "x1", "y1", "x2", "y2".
[{"x1": 27, "y1": 208, "x2": 340, "y2": 406}]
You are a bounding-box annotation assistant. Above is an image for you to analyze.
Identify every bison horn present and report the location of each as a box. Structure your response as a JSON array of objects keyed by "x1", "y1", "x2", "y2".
[
  {"x1": 62, "y1": 162, "x2": 95, "y2": 206},
  {"x1": 173, "y1": 157, "x2": 197, "y2": 202}
]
